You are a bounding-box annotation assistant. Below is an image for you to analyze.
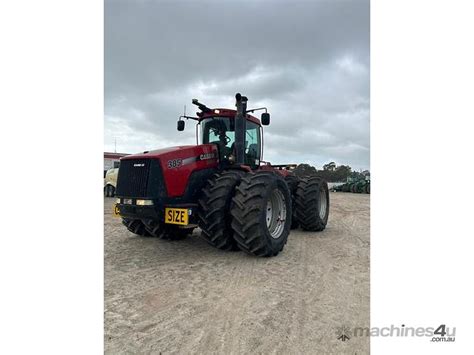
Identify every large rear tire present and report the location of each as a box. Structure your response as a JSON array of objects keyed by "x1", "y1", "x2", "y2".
[
  {"x1": 295, "y1": 176, "x2": 329, "y2": 232},
  {"x1": 122, "y1": 218, "x2": 152, "y2": 237},
  {"x1": 231, "y1": 171, "x2": 292, "y2": 257},
  {"x1": 197, "y1": 170, "x2": 245, "y2": 250}
]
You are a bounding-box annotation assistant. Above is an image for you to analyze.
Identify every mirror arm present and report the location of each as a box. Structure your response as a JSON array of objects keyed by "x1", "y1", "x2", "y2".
[
  {"x1": 246, "y1": 107, "x2": 267, "y2": 114},
  {"x1": 179, "y1": 115, "x2": 200, "y2": 121}
]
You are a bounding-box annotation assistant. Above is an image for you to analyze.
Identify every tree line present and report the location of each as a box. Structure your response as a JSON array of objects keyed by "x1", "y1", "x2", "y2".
[{"x1": 292, "y1": 162, "x2": 370, "y2": 183}]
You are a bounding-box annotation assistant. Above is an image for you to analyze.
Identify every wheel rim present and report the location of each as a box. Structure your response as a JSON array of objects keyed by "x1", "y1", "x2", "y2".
[
  {"x1": 319, "y1": 188, "x2": 327, "y2": 219},
  {"x1": 266, "y1": 188, "x2": 287, "y2": 239}
]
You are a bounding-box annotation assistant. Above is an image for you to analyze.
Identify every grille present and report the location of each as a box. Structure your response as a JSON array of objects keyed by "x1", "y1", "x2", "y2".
[{"x1": 116, "y1": 159, "x2": 151, "y2": 198}]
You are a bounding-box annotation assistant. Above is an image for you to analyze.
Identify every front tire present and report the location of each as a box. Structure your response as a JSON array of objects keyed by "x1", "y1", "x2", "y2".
[
  {"x1": 163, "y1": 227, "x2": 193, "y2": 240},
  {"x1": 122, "y1": 218, "x2": 152, "y2": 237},
  {"x1": 197, "y1": 170, "x2": 245, "y2": 250},
  {"x1": 231, "y1": 171, "x2": 292, "y2": 257},
  {"x1": 142, "y1": 219, "x2": 190, "y2": 240},
  {"x1": 295, "y1": 176, "x2": 329, "y2": 231}
]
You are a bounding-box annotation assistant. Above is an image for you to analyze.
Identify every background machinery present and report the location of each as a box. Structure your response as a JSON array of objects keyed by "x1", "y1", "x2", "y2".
[
  {"x1": 104, "y1": 167, "x2": 118, "y2": 197},
  {"x1": 332, "y1": 176, "x2": 370, "y2": 194}
]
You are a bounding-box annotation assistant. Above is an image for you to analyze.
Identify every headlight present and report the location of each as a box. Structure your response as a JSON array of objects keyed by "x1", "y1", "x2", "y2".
[
  {"x1": 136, "y1": 199, "x2": 154, "y2": 206},
  {"x1": 123, "y1": 199, "x2": 132, "y2": 205},
  {"x1": 116, "y1": 198, "x2": 121, "y2": 204}
]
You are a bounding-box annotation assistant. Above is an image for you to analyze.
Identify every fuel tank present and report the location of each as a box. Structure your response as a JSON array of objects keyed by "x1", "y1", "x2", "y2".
[{"x1": 119, "y1": 144, "x2": 219, "y2": 198}]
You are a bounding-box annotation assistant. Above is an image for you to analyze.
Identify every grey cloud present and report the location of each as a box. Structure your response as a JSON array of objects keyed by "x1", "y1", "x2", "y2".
[{"x1": 105, "y1": 0, "x2": 369, "y2": 170}]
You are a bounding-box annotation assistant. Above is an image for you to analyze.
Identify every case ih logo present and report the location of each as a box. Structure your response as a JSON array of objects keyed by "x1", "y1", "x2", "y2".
[
  {"x1": 133, "y1": 163, "x2": 145, "y2": 167},
  {"x1": 199, "y1": 153, "x2": 216, "y2": 160}
]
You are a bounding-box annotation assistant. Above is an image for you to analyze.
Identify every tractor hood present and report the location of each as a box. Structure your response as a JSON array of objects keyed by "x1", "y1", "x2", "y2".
[
  {"x1": 120, "y1": 144, "x2": 219, "y2": 197},
  {"x1": 121, "y1": 145, "x2": 218, "y2": 162}
]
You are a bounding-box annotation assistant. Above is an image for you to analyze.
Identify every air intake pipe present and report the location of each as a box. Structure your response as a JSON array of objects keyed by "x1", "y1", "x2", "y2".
[{"x1": 234, "y1": 93, "x2": 248, "y2": 165}]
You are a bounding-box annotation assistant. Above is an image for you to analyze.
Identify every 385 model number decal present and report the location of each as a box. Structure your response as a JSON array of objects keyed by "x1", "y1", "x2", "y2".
[{"x1": 167, "y1": 158, "x2": 182, "y2": 169}]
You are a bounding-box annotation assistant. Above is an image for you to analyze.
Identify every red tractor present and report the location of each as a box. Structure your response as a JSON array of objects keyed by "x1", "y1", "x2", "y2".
[{"x1": 114, "y1": 93, "x2": 329, "y2": 257}]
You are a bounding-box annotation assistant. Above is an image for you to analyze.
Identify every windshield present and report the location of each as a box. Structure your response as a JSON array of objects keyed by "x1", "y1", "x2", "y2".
[{"x1": 200, "y1": 116, "x2": 261, "y2": 166}]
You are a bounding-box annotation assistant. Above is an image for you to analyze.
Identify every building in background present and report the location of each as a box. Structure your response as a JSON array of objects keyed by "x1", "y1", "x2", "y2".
[{"x1": 104, "y1": 152, "x2": 129, "y2": 176}]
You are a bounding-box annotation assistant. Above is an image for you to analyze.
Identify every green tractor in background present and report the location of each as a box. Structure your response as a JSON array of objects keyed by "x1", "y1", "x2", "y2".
[
  {"x1": 332, "y1": 183, "x2": 345, "y2": 192},
  {"x1": 350, "y1": 178, "x2": 370, "y2": 194},
  {"x1": 332, "y1": 181, "x2": 352, "y2": 192},
  {"x1": 333, "y1": 176, "x2": 370, "y2": 194}
]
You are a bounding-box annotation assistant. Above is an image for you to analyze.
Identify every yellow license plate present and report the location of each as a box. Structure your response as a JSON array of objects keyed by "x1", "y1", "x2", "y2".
[
  {"x1": 113, "y1": 204, "x2": 121, "y2": 217},
  {"x1": 165, "y1": 208, "x2": 189, "y2": 225}
]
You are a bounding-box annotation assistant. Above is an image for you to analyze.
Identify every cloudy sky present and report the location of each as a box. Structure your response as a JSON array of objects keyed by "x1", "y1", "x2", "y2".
[{"x1": 105, "y1": 0, "x2": 369, "y2": 171}]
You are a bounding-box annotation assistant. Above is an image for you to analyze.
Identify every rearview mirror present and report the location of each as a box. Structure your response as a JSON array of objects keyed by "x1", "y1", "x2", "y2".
[
  {"x1": 177, "y1": 120, "x2": 185, "y2": 131},
  {"x1": 261, "y1": 112, "x2": 270, "y2": 125}
]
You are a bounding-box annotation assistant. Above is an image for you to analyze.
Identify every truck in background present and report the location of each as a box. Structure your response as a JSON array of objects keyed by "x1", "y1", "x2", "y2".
[{"x1": 104, "y1": 167, "x2": 119, "y2": 197}]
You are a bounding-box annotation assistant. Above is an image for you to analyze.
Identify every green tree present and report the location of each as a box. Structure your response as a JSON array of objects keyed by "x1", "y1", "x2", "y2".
[
  {"x1": 292, "y1": 161, "x2": 366, "y2": 183},
  {"x1": 323, "y1": 162, "x2": 336, "y2": 171},
  {"x1": 334, "y1": 165, "x2": 352, "y2": 182},
  {"x1": 294, "y1": 163, "x2": 318, "y2": 177}
]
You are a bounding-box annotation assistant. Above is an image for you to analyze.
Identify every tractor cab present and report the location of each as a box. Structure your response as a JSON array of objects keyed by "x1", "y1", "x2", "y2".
[
  {"x1": 177, "y1": 94, "x2": 269, "y2": 169},
  {"x1": 200, "y1": 115, "x2": 261, "y2": 167}
]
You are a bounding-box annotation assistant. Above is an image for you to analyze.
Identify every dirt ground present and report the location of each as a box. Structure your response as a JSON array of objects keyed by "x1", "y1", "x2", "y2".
[{"x1": 104, "y1": 192, "x2": 370, "y2": 354}]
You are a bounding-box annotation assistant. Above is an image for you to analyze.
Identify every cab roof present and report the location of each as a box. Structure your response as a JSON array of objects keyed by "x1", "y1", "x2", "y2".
[{"x1": 198, "y1": 108, "x2": 261, "y2": 126}]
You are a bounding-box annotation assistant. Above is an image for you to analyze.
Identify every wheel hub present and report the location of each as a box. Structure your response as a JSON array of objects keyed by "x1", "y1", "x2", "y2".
[
  {"x1": 319, "y1": 189, "x2": 327, "y2": 219},
  {"x1": 266, "y1": 188, "x2": 287, "y2": 239}
]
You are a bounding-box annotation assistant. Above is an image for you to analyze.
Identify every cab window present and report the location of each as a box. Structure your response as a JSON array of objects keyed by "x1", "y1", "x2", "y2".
[
  {"x1": 245, "y1": 121, "x2": 261, "y2": 166},
  {"x1": 201, "y1": 116, "x2": 261, "y2": 167}
]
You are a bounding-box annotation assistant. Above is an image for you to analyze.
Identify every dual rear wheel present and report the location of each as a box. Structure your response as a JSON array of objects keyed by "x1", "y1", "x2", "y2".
[{"x1": 295, "y1": 176, "x2": 329, "y2": 231}]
